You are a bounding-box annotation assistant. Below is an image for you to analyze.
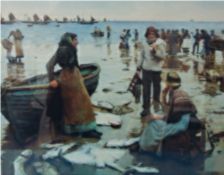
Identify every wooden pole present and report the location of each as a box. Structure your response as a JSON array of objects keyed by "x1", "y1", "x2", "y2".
[{"x1": 5, "y1": 84, "x2": 50, "y2": 91}]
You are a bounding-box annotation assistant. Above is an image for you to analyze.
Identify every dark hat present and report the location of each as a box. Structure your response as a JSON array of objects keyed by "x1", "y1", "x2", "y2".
[
  {"x1": 145, "y1": 26, "x2": 158, "y2": 38},
  {"x1": 166, "y1": 71, "x2": 181, "y2": 87}
]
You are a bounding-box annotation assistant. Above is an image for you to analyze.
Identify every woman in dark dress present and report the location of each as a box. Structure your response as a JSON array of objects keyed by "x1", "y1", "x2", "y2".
[{"x1": 46, "y1": 32, "x2": 101, "y2": 138}]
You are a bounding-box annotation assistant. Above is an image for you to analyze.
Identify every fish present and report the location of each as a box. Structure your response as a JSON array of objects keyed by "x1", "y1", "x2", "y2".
[
  {"x1": 40, "y1": 143, "x2": 64, "y2": 149},
  {"x1": 95, "y1": 112, "x2": 122, "y2": 126},
  {"x1": 42, "y1": 142, "x2": 77, "y2": 160},
  {"x1": 62, "y1": 144, "x2": 126, "y2": 168},
  {"x1": 105, "y1": 137, "x2": 140, "y2": 148},
  {"x1": 128, "y1": 166, "x2": 159, "y2": 173},
  {"x1": 13, "y1": 149, "x2": 33, "y2": 175},
  {"x1": 92, "y1": 101, "x2": 114, "y2": 111},
  {"x1": 33, "y1": 161, "x2": 59, "y2": 175},
  {"x1": 106, "y1": 162, "x2": 126, "y2": 173}
]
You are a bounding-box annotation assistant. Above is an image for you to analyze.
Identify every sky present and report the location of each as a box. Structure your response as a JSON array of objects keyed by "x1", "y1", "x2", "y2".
[{"x1": 1, "y1": 1, "x2": 224, "y2": 22}]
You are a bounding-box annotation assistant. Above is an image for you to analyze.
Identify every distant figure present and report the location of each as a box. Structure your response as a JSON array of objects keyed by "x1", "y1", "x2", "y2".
[
  {"x1": 1, "y1": 38, "x2": 14, "y2": 62},
  {"x1": 220, "y1": 30, "x2": 224, "y2": 40},
  {"x1": 8, "y1": 29, "x2": 24, "y2": 62},
  {"x1": 106, "y1": 25, "x2": 111, "y2": 39},
  {"x1": 200, "y1": 29, "x2": 211, "y2": 57},
  {"x1": 119, "y1": 29, "x2": 127, "y2": 49},
  {"x1": 210, "y1": 30, "x2": 218, "y2": 40},
  {"x1": 134, "y1": 29, "x2": 139, "y2": 42},
  {"x1": 192, "y1": 29, "x2": 201, "y2": 55},
  {"x1": 160, "y1": 28, "x2": 167, "y2": 41},
  {"x1": 119, "y1": 29, "x2": 131, "y2": 50},
  {"x1": 124, "y1": 29, "x2": 131, "y2": 49},
  {"x1": 167, "y1": 30, "x2": 179, "y2": 57}
]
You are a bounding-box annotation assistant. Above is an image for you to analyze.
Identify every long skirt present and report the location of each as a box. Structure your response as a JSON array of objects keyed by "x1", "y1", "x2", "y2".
[
  {"x1": 139, "y1": 114, "x2": 190, "y2": 152},
  {"x1": 60, "y1": 68, "x2": 96, "y2": 134},
  {"x1": 14, "y1": 40, "x2": 24, "y2": 58}
]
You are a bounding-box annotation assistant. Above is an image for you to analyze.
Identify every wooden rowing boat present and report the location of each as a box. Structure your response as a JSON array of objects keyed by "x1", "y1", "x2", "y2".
[{"x1": 1, "y1": 63, "x2": 100, "y2": 144}]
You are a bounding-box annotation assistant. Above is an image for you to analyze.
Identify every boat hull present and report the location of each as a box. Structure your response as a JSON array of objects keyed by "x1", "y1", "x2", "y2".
[{"x1": 1, "y1": 64, "x2": 100, "y2": 144}]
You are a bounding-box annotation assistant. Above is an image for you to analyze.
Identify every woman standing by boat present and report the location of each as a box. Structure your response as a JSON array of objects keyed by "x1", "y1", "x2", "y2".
[{"x1": 46, "y1": 32, "x2": 101, "y2": 139}]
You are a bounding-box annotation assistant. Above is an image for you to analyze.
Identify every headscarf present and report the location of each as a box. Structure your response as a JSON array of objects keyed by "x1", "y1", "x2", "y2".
[{"x1": 59, "y1": 32, "x2": 77, "y2": 47}]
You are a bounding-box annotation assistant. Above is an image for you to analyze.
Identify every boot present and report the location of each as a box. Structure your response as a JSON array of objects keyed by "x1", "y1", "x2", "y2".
[
  {"x1": 82, "y1": 130, "x2": 102, "y2": 139},
  {"x1": 140, "y1": 109, "x2": 150, "y2": 118}
]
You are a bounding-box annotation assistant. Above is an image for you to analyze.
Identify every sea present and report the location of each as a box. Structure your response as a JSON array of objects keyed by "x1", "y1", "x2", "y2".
[{"x1": 1, "y1": 20, "x2": 224, "y2": 83}]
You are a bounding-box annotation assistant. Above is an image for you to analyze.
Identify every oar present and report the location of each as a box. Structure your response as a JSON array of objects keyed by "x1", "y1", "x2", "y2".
[{"x1": 4, "y1": 84, "x2": 50, "y2": 91}]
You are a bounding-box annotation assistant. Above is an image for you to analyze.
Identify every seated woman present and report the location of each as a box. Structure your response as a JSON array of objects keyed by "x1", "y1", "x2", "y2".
[
  {"x1": 162, "y1": 72, "x2": 205, "y2": 160},
  {"x1": 139, "y1": 113, "x2": 191, "y2": 153},
  {"x1": 46, "y1": 32, "x2": 102, "y2": 139},
  {"x1": 139, "y1": 72, "x2": 204, "y2": 160}
]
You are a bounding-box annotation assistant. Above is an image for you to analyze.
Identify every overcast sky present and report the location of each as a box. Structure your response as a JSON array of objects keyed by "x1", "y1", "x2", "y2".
[{"x1": 2, "y1": 1, "x2": 224, "y2": 21}]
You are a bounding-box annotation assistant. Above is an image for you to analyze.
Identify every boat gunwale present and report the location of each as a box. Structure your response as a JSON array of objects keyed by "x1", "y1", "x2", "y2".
[{"x1": 2, "y1": 63, "x2": 100, "y2": 92}]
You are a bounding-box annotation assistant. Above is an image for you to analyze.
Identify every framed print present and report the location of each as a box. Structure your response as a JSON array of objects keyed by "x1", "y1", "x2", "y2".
[{"x1": 1, "y1": 1, "x2": 224, "y2": 174}]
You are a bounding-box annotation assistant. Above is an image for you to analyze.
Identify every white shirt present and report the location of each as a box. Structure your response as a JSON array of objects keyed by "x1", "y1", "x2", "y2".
[{"x1": 138, "y1": 38, "x2": 167, "y2": 71}]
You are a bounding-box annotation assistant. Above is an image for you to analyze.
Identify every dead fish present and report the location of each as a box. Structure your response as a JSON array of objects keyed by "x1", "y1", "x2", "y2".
[
  {"x1": 62, "y1": 145, "x2": 96, "y2": 166},
  {"x1": 33, "y1": 161, "x2": 59, "y2": 175},
  {"x1": 112, "y1": 106, "x2": 134, "y2": 115},
  {"x1": 106, "y1": 162, "x2": 126, "y2": 173},
  {"x1": 92, "y1": 101, "x2": 114, "y2": 111},
  {"x1": 14, "y1": 149, "x2": 33, "y2": 175},
  {"x1": 40, "y1": 143, "x2": 64, "y2": 149},
  {"x1": 95, "y1": 112, "x2": 122, "y2": 126},
  {"x1": 128, "y1": 165, "x2": 159, "y2": 173},
  {"x1": 42, "y1": 142, "x2": 77, "y2": 160},
  {"x1": 63, "y1": 144, "x2": 126, "y2": 168},
  {"x1": 105, "y1": 137, "x2": 140, "y2": 148},
  {"x1": 105, "y1": 140, "x2": 126, "y2": 147}
]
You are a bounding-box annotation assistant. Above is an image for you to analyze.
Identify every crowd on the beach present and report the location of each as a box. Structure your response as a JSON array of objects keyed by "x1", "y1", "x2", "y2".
[
  {"x1": 118, "y1": 27, "x2": 224, "y2": 57},
  {"x1": 1, "y1": 24, "x2": 224, "y2": 165},
  {"x1": 41, "y1": 28, "x2": 205, "y2": 161}
]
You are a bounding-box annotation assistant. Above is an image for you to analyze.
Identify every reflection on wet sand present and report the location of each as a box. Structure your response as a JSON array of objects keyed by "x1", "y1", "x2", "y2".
[
  {"x1": 4, "y1": 62, "x2": 25, "y2": 84},
  {"x1": 107, "y1": 40, "x2": 112, "y2": 57},
  {"x1": 120, "y1": 48, "x2": 132, "y2": 71}
]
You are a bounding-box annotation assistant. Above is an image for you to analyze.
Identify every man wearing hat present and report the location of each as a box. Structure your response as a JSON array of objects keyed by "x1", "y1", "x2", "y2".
[{"x1": 137, "y1": 26, "x2": 167, "y2": 117}]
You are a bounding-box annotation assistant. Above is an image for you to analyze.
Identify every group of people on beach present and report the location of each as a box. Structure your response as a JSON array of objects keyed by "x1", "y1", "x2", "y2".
[
  {"x1": 129, "y1": 26, "x2": 205, "y2": 159},
  {"x1": 1, "y1": 29, "x2": 24, "y2": 63},
  {"x1": 39, "y1": 25, "x2": 206, "y2": 162},
  {"x1": 3, "y1": 24, "x2": 223, "y2": 160},
  {"x1": 119, "y1": 27, "x2": 224, "y2": 59}
]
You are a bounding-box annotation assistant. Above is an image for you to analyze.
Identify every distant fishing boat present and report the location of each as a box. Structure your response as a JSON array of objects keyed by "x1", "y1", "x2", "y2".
[
  {"x1": 27, "y1": 23, "x2": 33, "y2": 27},
  {"x1": 91, "y1": 31, "x2": 104, "y2": 37},
  {"x1": 1, "y1": 21, "x2": 15, "y2": 25},
  {"x1": 78, "y1": 21, "x2": 98, "y2": 25},
  {"x1": 22, "y1": 21, "x2": 49, "y2": 25},
  {"x1": 1, "y1": 63, "x2": 100, "y2": 144}
]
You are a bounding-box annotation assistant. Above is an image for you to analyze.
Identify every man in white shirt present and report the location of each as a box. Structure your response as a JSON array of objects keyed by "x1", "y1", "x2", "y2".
[{"x1": 137, "y1": 26, "x2": 167, "y2": 117}]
